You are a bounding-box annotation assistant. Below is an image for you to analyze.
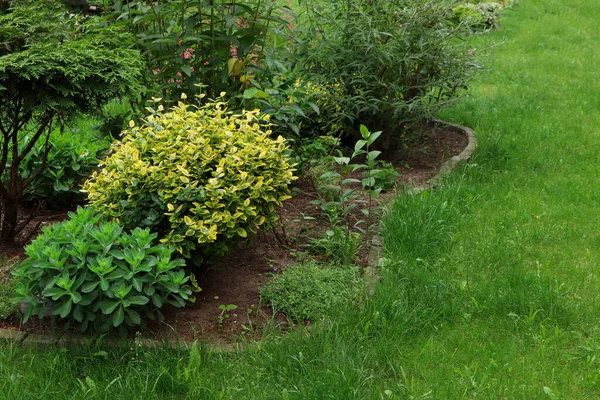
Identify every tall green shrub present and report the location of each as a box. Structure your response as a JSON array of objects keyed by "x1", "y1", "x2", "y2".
[
  {"x1": 299, "y1": 0, "x2": 473, "y2": 149},
  {"x1": 83, "y1": 96, "x2": 295, "y2": 263}
]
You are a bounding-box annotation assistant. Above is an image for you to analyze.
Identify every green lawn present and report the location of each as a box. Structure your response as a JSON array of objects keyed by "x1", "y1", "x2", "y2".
[{"x1": 2, "y1": 0, "x2": 600, "y2": 398}]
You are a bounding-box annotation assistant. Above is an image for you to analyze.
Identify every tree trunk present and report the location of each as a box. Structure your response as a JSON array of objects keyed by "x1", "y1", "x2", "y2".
[{"x1": 1, "y1": 195, "x2": 18, "y2": 244}]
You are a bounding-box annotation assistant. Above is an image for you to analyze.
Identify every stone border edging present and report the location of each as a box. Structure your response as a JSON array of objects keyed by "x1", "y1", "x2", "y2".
[
  {"x1": 0, "y1": 120, "x2": 476, "y2": 351},
  {"x1": 0, "y1": 326, "x2": 237, "y2": 352},
  {"x1": 364, "y1": 119, "x2": 477, "y2": 294},
  {"x1": 427, "y1": 119, "x2": 477, "y2": 187}
]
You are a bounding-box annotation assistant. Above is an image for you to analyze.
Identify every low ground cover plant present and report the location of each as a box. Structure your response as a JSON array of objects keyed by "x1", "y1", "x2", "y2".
[
  {"x1": 84, "y1": 96, "x2": 295, "y2": 263},
  {"x1": 260, "y1": 262, "x2": 364, "y2": 321},
  {"x1": 11, "y1": 207, "x2": 196, "y2": 332}
]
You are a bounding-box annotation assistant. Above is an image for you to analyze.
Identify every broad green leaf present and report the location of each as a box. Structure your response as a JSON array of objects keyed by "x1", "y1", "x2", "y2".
[
  {"x1": 132, "y1": 277, "x2": 143, "y2": 292},
  {"x1": 354, "y1": 140, "x2": 367, "y2": 154},
  {"x1": 70, "y1": 291, "x2": 82, "y2": 304},
  {"x1": 99, "y1": 300, "x2": 120, "y2": 315},
  {"x1": 243, "y1": 87, "x2": 259, "y2": 99},
  {"x1": 42, "y1": 287, "x2": 68, "y2": 299},
  {"x1": 151, "y1": 294, "x2": 163, "y2": 308},
  {"x1": 73, "y1": 305, "x2": 84, "y2": 322},
  {"x1": 367, "y1": 131, "x2": 383, "y2": 146},
  {"x1": 126, "y1": 308, "x2": 141, "y2": 325},
  {"x1": 368, "y1": 150, "x2": 382, "y2": 161},
  {"x1": 181, "y1": 64, "x2": 192, "y2": 77},
  {"x1": 342, "y1": 178, "x2": 361, "y2": 185},
  {"x1": 53, "y1": 299, "x2": 72, "y2": 318},
  {"x1": 359, "y1": 124, "x2": 370, "y2": 139},
  {"x1": 112, "y1": 306, "x2": 124, "y2": 327},
  {"x1": 319, "y1": 171, "x2": 341, "y2": 180},
  {"x1": 128, "y1": 295, "x2": 149, "y2": 306},
  {"x1": 333, "y1": 156, "x2": 350, "y2": 165}
]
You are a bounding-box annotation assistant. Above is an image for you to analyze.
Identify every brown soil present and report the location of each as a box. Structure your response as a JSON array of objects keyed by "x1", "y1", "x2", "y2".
[{"x1": 0, "y1": 124, "x2": 468, "y2": 344}]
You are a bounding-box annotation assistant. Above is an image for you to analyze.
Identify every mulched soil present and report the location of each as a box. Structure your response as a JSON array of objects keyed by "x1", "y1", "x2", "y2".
[{"x1": 0, "y1": 123, "x2": 468, "y2": 345}]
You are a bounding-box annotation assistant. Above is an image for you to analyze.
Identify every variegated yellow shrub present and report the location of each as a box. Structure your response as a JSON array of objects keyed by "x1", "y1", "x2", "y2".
[{"x1": 83, "y1": 96, "x2": 295, "y2": 264}]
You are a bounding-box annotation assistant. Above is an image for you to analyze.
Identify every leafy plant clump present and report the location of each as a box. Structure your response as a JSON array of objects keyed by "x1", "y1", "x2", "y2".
[
  {"x1": 12, "y1": 207, "x2": 196, "y2": 332},
  {"x1": 260, "y1": 262, "x2": 364, "y2": 321},
  {"x1": 101, "y1": 0, "x2": 296, "y2": 109},
  {"x1": 84, "y1": 96, "x2": 295, "y2": 263},
  {"x1": 452, "y1": 2, "x2": 502, "y2": 30}
]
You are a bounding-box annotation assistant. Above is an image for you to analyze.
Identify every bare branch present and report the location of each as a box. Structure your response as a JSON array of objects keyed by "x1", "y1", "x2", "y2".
[
  {"x1": 15, "y1": 200, "x2": 45, "y2": 239},
  {"x1": 17, "y1": 112, "x2": 54, "y2": 164},
  {"x1": 19, "y1": 119, "x2": 53, "y2": 193}
]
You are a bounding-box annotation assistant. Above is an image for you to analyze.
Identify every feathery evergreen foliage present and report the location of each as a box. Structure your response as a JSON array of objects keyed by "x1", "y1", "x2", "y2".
[{"x1": 0, "y1": 0, "x2": 143, "y2": 243}]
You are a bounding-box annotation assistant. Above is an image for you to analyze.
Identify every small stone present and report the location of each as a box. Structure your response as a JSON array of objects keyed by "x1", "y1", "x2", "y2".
[
  {"x1": 0, "y1": 329, "x2": 26, "y2": 342},
  {"x1": 22, "y1": 333, "x2": 62, "y2": 346}
]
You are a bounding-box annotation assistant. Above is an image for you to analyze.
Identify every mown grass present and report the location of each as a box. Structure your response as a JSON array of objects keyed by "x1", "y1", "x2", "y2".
[{"x1": 2, "y1": 0, "x2": 600, "y2": 398}]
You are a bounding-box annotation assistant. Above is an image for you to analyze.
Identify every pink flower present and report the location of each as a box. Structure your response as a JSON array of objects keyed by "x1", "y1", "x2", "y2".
[
  {"x1": 183, "y1": 47, "x2": 194, "y2": 60},
  {"x1": 236, "y1": 17, "x2": 249, "y2": 28}
]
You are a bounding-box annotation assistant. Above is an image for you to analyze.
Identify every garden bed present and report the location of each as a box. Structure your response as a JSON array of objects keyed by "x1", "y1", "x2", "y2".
[{"x1": 0, "y1": 123, "x2": 468, "y2": 345}]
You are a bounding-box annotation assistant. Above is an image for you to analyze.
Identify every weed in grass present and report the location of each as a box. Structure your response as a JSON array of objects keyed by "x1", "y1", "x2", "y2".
[
  {"x1": 304, "y1": 226, "x2": 362, "y2": 266},
  {"x1": 217, "y1": 304, "x2": 238, "y2": 332}
]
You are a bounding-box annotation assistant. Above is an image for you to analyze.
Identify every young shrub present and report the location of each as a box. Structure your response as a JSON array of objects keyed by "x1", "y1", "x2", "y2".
[
  {"x1": 260, "y1": 262, "x2": 364, "y2": 321},
  {"x1": 83, "y1": 96, "x2": 295, "y2": 263},
  {"x1": 11, "y1": 207, "x2": 196, "y2": 333}
]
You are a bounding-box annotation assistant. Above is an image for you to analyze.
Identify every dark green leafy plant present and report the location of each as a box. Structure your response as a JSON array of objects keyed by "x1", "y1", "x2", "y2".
[
  {"x1": 0, "y1": 0, "x2": 142, "y2": 243},
  {"x1": 99, "y1": 0, "x2": 294, "y2": 109},
  {"x1": 260, "y1": 262, "x2": 364, "y2": 321},
  {"x1": 19, "y1": 128, "x2": 109, "y2": 206},
  {"x1": 11, "y1": 207, "x2": 196, "y2": 332},
  {"x1": 308, "y1": 125, "x2": 392, "y2": 264},
  {"x1": 311, "y1": 125, "x2": 387, "y2": 230}
]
